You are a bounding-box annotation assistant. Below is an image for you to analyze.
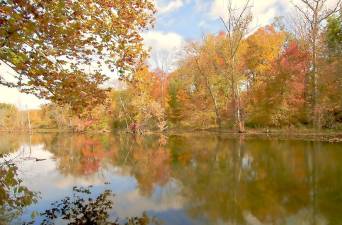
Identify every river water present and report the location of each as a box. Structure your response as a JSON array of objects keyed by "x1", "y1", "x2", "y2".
[{"x1": 0, "y1": 133, "x2": 341, "y2": 225}]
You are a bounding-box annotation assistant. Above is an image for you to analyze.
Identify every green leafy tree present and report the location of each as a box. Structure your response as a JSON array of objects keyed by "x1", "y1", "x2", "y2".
[
  {"x1": 326, "y1": 14, "x2": 342, "y2": 56},
  {"x1": 318, "y1": 13, "x2": 342, "y2": 128}
]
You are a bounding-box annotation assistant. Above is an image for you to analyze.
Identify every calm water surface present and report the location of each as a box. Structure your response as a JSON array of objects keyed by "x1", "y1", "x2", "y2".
[{"x1": 0, "y1": 133, "x2": 341, "y2": 225}]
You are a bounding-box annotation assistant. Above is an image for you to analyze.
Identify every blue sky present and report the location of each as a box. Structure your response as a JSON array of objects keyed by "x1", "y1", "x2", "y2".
[
  {"x1": 0, "y1": 0, "x2": 339, "y2": 109},
  {"x1": 144, "y1": 0, "x2": 340, "y2": 53},
  {"x1": 142, "y1": 0, "x2": 296, "y2": 71},
  {"x1": 155, "y1": 0, "x2": 220, "y2": 40}
]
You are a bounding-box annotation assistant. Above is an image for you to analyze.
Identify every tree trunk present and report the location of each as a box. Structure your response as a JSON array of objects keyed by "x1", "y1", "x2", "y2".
[
  {"x1": 231, "y1": 59, "x2": 245, "y2": 133},
  {"x1": 312, "y1": 10, "x2": 320, "y2": 129},
  {"x1": 205, "y1": 76, "x2": 222, "y2": 128},
  {"x1": 195, "y1": 58, "x2": 222, "y2": 128}
]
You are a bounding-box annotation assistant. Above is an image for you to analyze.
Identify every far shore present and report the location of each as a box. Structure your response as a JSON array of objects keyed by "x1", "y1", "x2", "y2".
[{"x1": 1, "y1": 128, "x2": 342, "y2": 143}]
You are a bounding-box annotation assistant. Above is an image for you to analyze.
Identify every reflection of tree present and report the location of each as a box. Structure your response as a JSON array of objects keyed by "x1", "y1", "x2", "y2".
[
  {"x1": 13, "y1": 133, "x2": 342, "y2": 225},
  {"x1": 168, "y1": 136, "x2": 342, "y2": 225},
  {"x1": 43, "y1": 134, "x2": 119, "y2": 176},
  {"x1": 0, "y1": 134, "x2": 24, "y2": 155},
  {"x1": 40, "y1": 133, "x2": 173, "y2": 196},
  {"x1": 313, "y1": 142, "x2": 342, "y2": 225},
  {"x1": 31, "y1": 186, "x2": 161, "y2": 225},
  {"x1": 169, "y1": 136, "x2": 247, "y2": 224},
  {"x1": 0, "y1": 157, "x2": 38, "y2": 223},
  {"x1": 114, "y1": 134, "x2": 172, "y2": 196}
]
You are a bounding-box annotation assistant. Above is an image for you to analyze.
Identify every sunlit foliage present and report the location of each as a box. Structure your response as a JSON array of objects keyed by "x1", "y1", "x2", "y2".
[{"x1": 0, "y1": 0, "x2": 156, "y2": 113}]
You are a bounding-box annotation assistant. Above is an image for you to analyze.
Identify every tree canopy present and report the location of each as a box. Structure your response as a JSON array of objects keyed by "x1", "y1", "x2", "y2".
[{"x1": 0, "y1": 0, "x2": 155, "y2": 113}]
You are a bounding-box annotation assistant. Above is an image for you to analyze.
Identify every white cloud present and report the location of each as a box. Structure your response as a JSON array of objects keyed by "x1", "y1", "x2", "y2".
[
  {"x1": 210, "y1": 0, "x2": 287, "y2": 29},
  {"x1": 113, "y1": 180, "x2": 184, "y2": 217},
  {"x1": 143, "y1": 31, "x2": 184, "y2": 52},
  {"x1": 292, "y1": 0, "x2": 341, "y2": 9},
  {"x1": 194, "y1": 0, "x2": 211, "y2": 12},
  {"x1": 156, "y1": 0, "x2": 186, "y2": 14},
  {"x1": 210, "y1": 0, "x2": 340, "y2": 30},
  {"x1": 0, "y1": 86, "x2": 46, "y2": 109},
  {"x1": 143, "y1": 31, "x2": 185, "y2": 71}
]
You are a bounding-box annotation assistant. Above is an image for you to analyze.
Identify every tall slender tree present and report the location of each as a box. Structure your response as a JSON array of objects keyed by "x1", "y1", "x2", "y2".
[
  {"x1": 293, "y1": 0, "x2": 341, "y2": 128},
  {"x1": 220, "y1": 0, "x2": 252, "y2": 132}
]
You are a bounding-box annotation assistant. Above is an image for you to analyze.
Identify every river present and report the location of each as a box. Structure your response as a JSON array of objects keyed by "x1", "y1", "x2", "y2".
[{"x1": 0, "y1": 133, "x2": 341, "y2": 225}]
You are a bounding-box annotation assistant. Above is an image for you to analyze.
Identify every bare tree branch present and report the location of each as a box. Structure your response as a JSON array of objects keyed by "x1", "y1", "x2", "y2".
[{"x1": 319, "y1": 0, "x2": 342, "y2": 21}]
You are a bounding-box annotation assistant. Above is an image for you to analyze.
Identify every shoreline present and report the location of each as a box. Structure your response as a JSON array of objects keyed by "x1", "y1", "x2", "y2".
[
  {"x1": 1, "y1": 128, "x2": 342, "y2": 142},
  {"x1": 161, "y1": 129, "x2": 342, "y2": 143}
]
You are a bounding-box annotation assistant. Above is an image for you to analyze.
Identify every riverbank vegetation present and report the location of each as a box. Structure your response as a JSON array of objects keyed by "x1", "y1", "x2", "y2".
[{"x1": 0, "y1": 0, "x2": 341, "y2": 133}]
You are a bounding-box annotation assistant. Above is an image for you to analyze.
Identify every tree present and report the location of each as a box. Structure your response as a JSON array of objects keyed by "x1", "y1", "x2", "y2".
[
  {"x1": 179, "y1": 40, "x2": 227, "y2": 128},
  {"x1": 326, "y1": 13, "x2": 342, "y2": 56},
  {"x1": 293, "y1": 0, "x2": 341, "y2": 128},
  {"x1": 318, "y1": 12, "x2": 342, "y2": 127},
  {"x1": 243, "y1": 25, "x2": 287, "y2": 92},
  {"x1": 264, "y1": 42, "x2": 309, "y2": 127},
  {"x1": 243, "y1": 25, "x2": 310, "y2": 127},
  {"x1": 0, "y1": 0, "x2": 156, "y2": 113},
  {"x1": 167, "y1": 41, "x2": 226, "y2": 129},
  {"x1": 167, "y1": 78, "x2": 184, "y2": 125},
  {"x1": 219, "y1": 0, "x2": 252, "y2": 132},
  {"x1": 188, "y1": 40, "x2": 225, "y2": 128},
  {"x1": 0, "y1": 103, "x2": 19, "y2": 130},
  {"x1": 122, "y1": 67, "x2": 167, "y2": 132}
]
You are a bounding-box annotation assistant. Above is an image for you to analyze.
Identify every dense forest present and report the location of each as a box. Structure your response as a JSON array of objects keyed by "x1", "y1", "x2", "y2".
[{"x1": 0, "y1": 0, "x2": 341, "y2": 133}]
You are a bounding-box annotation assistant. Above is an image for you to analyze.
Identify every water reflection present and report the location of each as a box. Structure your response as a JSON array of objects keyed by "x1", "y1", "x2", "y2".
[
  {"x1": 0, "y1": 155, "x2": 38, "y2": 223},
  {"x1": 25, "y1": 186, "x2": 161, "y2": 225},
  {"x1": 0, "y1": 133, "x2": 341, "y2": 225}
]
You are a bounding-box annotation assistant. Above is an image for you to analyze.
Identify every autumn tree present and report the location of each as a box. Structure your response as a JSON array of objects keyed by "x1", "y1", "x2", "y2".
[
  {"x1": 243, "y1": 23, "x2": 313, "y2": 127},
  {"x1": 293, "y1": 0, "x2": 341, "y2": 128},
  {"x1": 318, "y1": 12, "x2": 342, "y2": 127},
  {"x1": 166, "y1": 68, "x2": 204, "y2": 128},
  {"x1": 186, "y1": 39, "x2": 226, "y2": 128},
  {"x1": 123, "y1": 67, "x2": 167, "y2": 132},
  {"x1": 219, "y1": 0, "x2": 252, "y2": 132},
  {"x1": 243, "y1": 25, "x2": 287, "y2": 92},
  {"x1": 0, "y1": 0, "x2": 155, "y2": 113},
  {"x1": 0, "y1": 103, "x2": 19, "y2": 130},
  {"x1": 168, "y1": 41, "x2": 226, "y2": 129},
  {"x1": 166, "y1": 78, "x2": 184, "y2": 125}
]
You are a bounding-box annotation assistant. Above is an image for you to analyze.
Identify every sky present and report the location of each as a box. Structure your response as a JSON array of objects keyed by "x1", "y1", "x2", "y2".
[{"x1": 0, "y1": 0, "x2": 339, "y2": 109}]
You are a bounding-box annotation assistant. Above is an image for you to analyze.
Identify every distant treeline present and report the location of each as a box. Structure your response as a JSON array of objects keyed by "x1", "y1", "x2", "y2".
[{"x1": 109, "y1": 17, "x2": 342, "y2": 132}]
